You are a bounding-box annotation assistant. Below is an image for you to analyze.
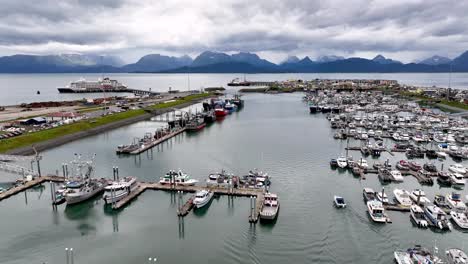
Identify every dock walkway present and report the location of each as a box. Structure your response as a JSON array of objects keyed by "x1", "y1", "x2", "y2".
[
  {"x1": 0, "y1": 176, "x2": 64, "y2": 201},
  {"x1": 129, "y1": 127, "x2": 186, "y2": 155}
]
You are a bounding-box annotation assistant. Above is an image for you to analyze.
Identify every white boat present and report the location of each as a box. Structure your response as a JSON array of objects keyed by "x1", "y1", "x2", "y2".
[
  {"x1": 424, "y1": 205, "x2": 452, "y2": 230},
  {"x1": 193, "y1": 189, "x2": 214, "y2": 209},
  {"x1": 334, "y1": 195, "x2": 346, "y2": 208},
  {"x1": 259, "y1": 193, "x2": 279, "y2": 220},
  {"x1": 449, "y1": 164, "x2": 467, "y2": 174},
  {"x1": 410, "y1": 205, "x2": 428, "y2": 228},
  {"x1": 450, "y1": 173, "x2": 466, "y2": 186},
  {"x1": 436, "y1": 151, "x2": 448, "y2": 159},
  {"x1": 336, "y1": 156, "x2": 348, "y2": 168},
  {"x1": 376, "y1": 189, "x2": 389, "y2": 204},
  {"x1": 409, "y1": 189, "x2": 430, "y2": 205},
  {"x1": 357, "y1": 158, "x2": 368, "y2": 169},
  {"x1": 446, "y1": 248, "x2": 468, "y2": 264},
  {"x1": 159, "y1": 170, "x2": 198, "y2": 186},
  {"x1": 390, "y1": 170, "x2": 404, "y2": 182},
  {"x1": 367, "y1": 200, "x2": 387, "y2": 223},
  {"x1": 393, "y1": 189, "x2": 413, "y2": 207},
  {"x1": 65, "y1": 178, "x2": 107, "y2": 205},
  {"x1": 450, "y1": 210, "x2": 468, "y2": 229},
  {"x1": 446, "y1": 193, "x2": 467, "y2": 211},
  {"x1": 394, "y1": 251, "x2": 412, "y2": 264},
  {"x1": 102, "y1": 176, "x2": 139, "y2": 204}
]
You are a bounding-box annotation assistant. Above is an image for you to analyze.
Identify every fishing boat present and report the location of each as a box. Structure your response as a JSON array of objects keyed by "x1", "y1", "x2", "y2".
[
  {"x1": 214, "y1": 105, "x2": 227, "y2": 117},
  {"x1": 186, "y1": 117, "x2": 206, "y2": 131},
  {"x1": 102, "y1": 176, "x2": 139, "y2": 204},
  {"x1": 450, "y1": 173, "x2": 466, "y2": 187},
  {"x1": 446, "y1": 193, "x2": 466, "y2": 211},
  {"x1": 446, "y1": 248, "x2": 468, "y2": 264},
  {"x1": 53, "y1": 185, "x2": 67, "y2": 205},
  {"x1": 336, "y1": 156, "x2": 347, "y2": 169},
  {"x1": 65, "y1": 178, "x2": 108, "y2": 205},
  {"x1": 390, "y1": 170, "x2": 404, "y2": 182},
  {"x1": 363, "y1": 187, "x2": 376, "y2": 202},
  {"x1": 193, "y1": 189, "x2": 214, "y2": 209},
  {"x1": 393, "y1": 189, "x2": 413, "y2": 206},
  {"x1": 410, "y1": 205, "x2": 428, "y2": 228},
  {"x1": 424, "y1": 205, "x2": 452, "y2": 230},
  {"x1": 367, "y1": 200, "x2": 387, "y2": 223},
  {"x1": 159, "y1": 170, "x2": 198, "y2": 186},
  {"x1": 207, "y1": 169, "x2": 233, "y2": 187},
  {"x1": 259, "y1": 193, "x2": 280, "y2": 220},
  {"x1": 409, "y1": 189, "x2": 430, "y2": 205},
  {"x1": 333, "y1": 195, "x2": 346, "y2": 208},
  {"x1": 224, "y1": 102, "x2": 237, "y2": 114},
  {"x1": 449, "y1": 164, "x2": 467, "y2": 174}
]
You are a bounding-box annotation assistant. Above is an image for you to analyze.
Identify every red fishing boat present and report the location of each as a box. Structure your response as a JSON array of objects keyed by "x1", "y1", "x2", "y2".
[{"x1": 215, "y1": 106, "x2": 227, "y2": 117}]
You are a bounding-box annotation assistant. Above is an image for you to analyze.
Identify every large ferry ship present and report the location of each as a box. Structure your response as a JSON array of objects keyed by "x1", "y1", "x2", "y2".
[{"x1": 57, "y1": 77, "x2": 128, "y2": 93}]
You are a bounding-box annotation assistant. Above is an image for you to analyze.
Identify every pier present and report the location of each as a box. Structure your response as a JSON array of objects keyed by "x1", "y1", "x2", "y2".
[
  {"x1": 128, "y1": 127, "x2": 186, "y2": 155},
  {"x1": 0, "y1": 176, "x2": 64, "y2": 202}
]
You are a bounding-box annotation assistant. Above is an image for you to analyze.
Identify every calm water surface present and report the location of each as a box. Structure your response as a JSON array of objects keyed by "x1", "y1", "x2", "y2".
[
  {"x1": 0, "y1": 93, "x2": 467, "y2": 264},
  {"x1": 1, "y1": 73, "x2": 468, "y2": 105}
]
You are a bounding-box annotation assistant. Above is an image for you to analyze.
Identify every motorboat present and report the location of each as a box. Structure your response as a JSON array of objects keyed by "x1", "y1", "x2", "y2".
[
  {"x1": 437, "y1": 151, "x2": 448, "y2": 159},
  {"x1": 424, "y1": 205, "x2": 452, "y2": 230},
  {"x1": 446, "y1": 193, "x2": 466, "y2": 211},
  {"x1": 396, "y1": 160, "x2": 410, "y2": 171},
  {"x1": 390, "y1": 170, "x2": 404, "y2": 182},
  {"x1": 330, "y1": 159, "x2": 338, "y2": 168},
  {"x1": 159, "y1": 170, "x2": 198, "y2": 186},
  {"x1": 409, "y1": 189, "x2": 431, "y2": 205},
  {"x1": 193, "y1": 189, "x2": 214, "y2": 209},
  {"x1": 449, "y1": 164, "x2": 467, "y2": 175},
  {"x1": 446, "y1": 248, "x2": 468, "y2": 264},
  {"x1": 450, "y1": 210, "x2": 468, "y2": 229},
  {"x1": 450, "y1": 173, "x2": 466, "y2": 187},
  {"x1": 376, "y1": 189, "x2": 389, "y2": 204},
  {"x1": 410, "y1": 205, "x2": 428, "y2": 228},
  {"x1": 396, "y1": 245, "x2": 443, "y2": 264},
  {"x1": 363, "y1": 187, "x2": 376, "y2": 202},
  {"x1": 393, "y1": 189, "x2": 413, "y2": 206},
  {"x1": 394, "y1": 251, "x2": 412, "y2": 264},
  {"x1": 434, "y1": 194, "x2": 452, "y2": 212},
  {"x1": 367, "y1": 200, "x2": 387, "y2": 223},
  {"x1": 423, "y1": 163, "x2": 437, "y2": 173},
  {"x1": 336, "y1": 156, "x2": 348, "y2": 169},
  {"x1": 408, "y1": 161, "x2": 422, "y2": 171},
  {"x1": 357, "y1": 158, "x2": 368, "y2": 169},
  {"x1": 437, "y1": 172, "x2": 452, "y2": 186},
  {"x1": 334, "y1": 195, "x2": 346, "y2": 208},
  {"x1": 259, "y1": 193, "x2": 279, "y2": 220},
  {"x1": 103, "y1": 176, "x2": 139, "y2": 204}
]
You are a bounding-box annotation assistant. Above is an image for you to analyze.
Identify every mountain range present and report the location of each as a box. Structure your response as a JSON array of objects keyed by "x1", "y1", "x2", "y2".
[{"x1": 0, "y1": 51, "x2": 467, "y2": 73}]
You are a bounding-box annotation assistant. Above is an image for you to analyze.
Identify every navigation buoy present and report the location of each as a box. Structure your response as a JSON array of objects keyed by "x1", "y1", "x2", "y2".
[{"x1": 36, "y1": 90, "x2": 41, "y2": 95}]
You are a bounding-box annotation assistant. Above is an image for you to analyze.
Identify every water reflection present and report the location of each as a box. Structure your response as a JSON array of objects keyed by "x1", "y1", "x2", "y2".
[{"x1": 178, "y1": 216, "x2": 185, "y2": 239}]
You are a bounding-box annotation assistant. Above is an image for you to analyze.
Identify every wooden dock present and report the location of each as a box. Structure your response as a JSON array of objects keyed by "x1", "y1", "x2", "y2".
[
  {"x1": 385, "y1": 204, "x2": 411, "y2": 212},
  {"x1": 129, "y1": 127, "x2": 186, "y2": 155},
  {"x1": 112, "y1": 182, "x2": 265, "y2": 222},
  {"x1": 0, "y1": 176, "x2": 65, "y2": 202}
]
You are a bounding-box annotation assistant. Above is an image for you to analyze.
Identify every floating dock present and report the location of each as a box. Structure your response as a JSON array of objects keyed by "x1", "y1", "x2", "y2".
[
  {"x1": 129, "y1": 127, "x2": 186, "y2": 155},
  {"x1": 0, "y1": 176, "x2": 65, "y2": 202}
]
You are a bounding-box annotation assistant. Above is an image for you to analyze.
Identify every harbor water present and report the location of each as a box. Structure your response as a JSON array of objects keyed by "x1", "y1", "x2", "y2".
[
  {"x1": 0, "y1": 93, "x2": 467, "y2": 264},
  {"x1": 1, "y1": 72, "x2": 468, "y2": 105}
]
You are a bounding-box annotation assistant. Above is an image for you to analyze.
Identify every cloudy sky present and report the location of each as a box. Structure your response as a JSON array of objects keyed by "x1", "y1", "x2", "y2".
[{"x1": 1, "y1": 0, "x2": 467, "y2": 63}]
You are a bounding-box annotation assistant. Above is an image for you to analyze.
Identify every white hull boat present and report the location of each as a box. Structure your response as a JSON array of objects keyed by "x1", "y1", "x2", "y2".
[
  {"x1": 193, "y1": 190, "x2": 214, "y2": 209},
  {"x1": 367, "y1": 200, "x2": 387, "y2": 223},
  {"x1": 409, "y1": 189, "x2": 430, "y2": 205},
  {"x1": 393, "y1": 189, "x2": 413, "y2": 207},
  {"x1": 103, "y1": 176, "x2": 139, "y2": 204},
  {"x1": 260, "y1": 193, "x2": 279, "y2": 220},
  {"x1": 446, "y1": 248, "x2": 468, "y2": 264}
]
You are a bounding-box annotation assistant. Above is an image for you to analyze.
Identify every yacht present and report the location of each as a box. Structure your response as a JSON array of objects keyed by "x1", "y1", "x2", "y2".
[
  {"x1": 395, "y1": 245, "x2": 443, "y2": 264},
  {"x1": 446, "y1": 193, "x2": 467, "y2": 211},
  {"x1": 446, "y1": 248, "x2": 468, "y2": 264},
  {"x1": 193, "y1": 189, "x2": 214, "y2": 209},
  {"x1": 102, "y1": 176, "x2": 139, "y2": 204},
  {"x1": 159, "y1": 170, "x2": 198, "y2": 186},
  {"x1": 363, "y1": 187, "x2": 376, "y2": 202},
  {"x1": 376, "y1": 189, "x2": 389, "y2": 204},
  {"x1": 65, "y1": 178, "x2": 108, "y2": 205},
  {"x1": 357, "y1": 158, "x2": 368, "y2": 169},
  {"x1": 450, "y1": 173, "x2": 466, "y2": 187},
  {"x1": 449, "y1": 164, "x2": 467, "y2": 175},
  {"x1": 409, "y1": 189, "x2": 430, "y2": 205},
  {"x1": 393, "y1": 189, "x2": 413, "y2": 206},
  {"x1": 333, "y1": 195, "x2": 346, "y2": 208},
  {"x1": 390, "y1": 170, "x2": 404, "y2": 182},
  {"x1": 410, "y1": 205, "x2": 428, "y2": 228},
  {"x1": 424, "y1": 205, "x2": 452, "y2": 230},
  {"x1": 259, "y1": 193, "x2": 280, "y2": 220},
  {"x1": 367, "y1": 200, "x2": 387, "y2": 223},
  {"x1": 450, "y1": 210, "x2": 468, "y2": 229},
  {"x1": 336, "y1": 156, "x2": 348, "y2": 169}
]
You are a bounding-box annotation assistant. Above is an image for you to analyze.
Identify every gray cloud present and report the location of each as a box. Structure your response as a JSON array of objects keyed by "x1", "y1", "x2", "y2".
[{"x1": 0, "y1": 0, "x2": 467, "y2": 63}]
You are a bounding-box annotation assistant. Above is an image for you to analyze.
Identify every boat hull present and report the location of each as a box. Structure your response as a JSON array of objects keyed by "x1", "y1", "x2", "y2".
[
  {"x1": 66, "y1": 186, "x2": 105, "y2": 205},
  {"x1": 193, "y1": 192, "x2": 214, "y2": 209}
]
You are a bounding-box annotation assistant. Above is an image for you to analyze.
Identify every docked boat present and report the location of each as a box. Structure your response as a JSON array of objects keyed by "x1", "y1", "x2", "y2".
[
  {"x1": 424, "y1": 205, "x2": 452, "y2": 230},
  {"x1": 408, "y1": 161, "x2": 422, "y2": 171},
  {"x1": 410, "y1": 205, "x2": 428, "y2": 228},
  {"x1": 446, "y1": 193, "x2": 466, "y2": 211},
  {"x1": 396, "y1": 160, "x2": 410, "y2": 171},
  {"x1": 394, "y1": 245, "x2": 443, "y2": 264},
  {"x1": 434, "y1": 194, "x2": 452, "y2": 212},
  {"x1": 333, "y1": 195, "x2": 346, "y2": 208},
  {"x1": 330, "y1": 159, "x2": 338, "y2": 168},
  {"x1": 437, "y1": 172, "x2": 452, "y2": 186},
  {"x1": 449, "y1": 173, "x2": 466, "y2": 187},
  {"x1": 224, "y1": 102, "x2": 237, "y2": 114},
  {"x1": 259, "y1": 193, "x2": 280, "y2": 220},
  {"x1": 336, "y1": 156, "x2": 347, "y2": 169},
  {"x1": 356, "y1": 158, "x2": 368, "y2": 169},
  {"x1": 159, "y1": 170, "x2": 198, "y2": 186},
  {"x1": 214, "y1": 106, "x2": 227, "y2": 117},
  {"x1": 393, "y1": 189, "x2": 413, "y2": 206},
  {"x1": 449, "y1": 164, "x2": 467, "y2": 175},
  {"x1": 446, "y1": 248, "x2": 468, "y2": 264},
  {"x1": 186, "y1": 117, "x2": 206, "y2": 131},
  {"x1": 394, "y1": 251, "x2": 412, "y2": 264},
  {"x1": 207, "y1": 169, "x2": 234, "y2": 187},
  {"x1": 65, "y1": 178, "x2": 108, "y2": 205},
  {"x1": 367, "y1": 200, "x2": 387, "y2": 223},
  {"x1": 102, "y1": 176, "x2": 139, "y2": 204},
  {"x1": 390, "y1": 170, "x2": 404, "y2": 182},
  {"x1": 193, "y1": 189, "x2": 214, "y2": 209},
  {"x1": 450, "y1": 210, "x2": 468, "y2": 229},
  {"x1": 362, "y1": 188, "x2": 376, "y2": 202},
  {"x1": 409, "y1": 189, "x2": 430, "y2": 205},
  {"x1": 423, "y1": 163, "x2": 438, "y2": 173}
]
